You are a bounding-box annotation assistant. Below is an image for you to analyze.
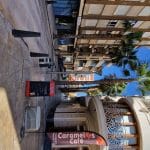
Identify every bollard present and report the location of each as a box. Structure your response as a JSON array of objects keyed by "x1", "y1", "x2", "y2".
[{"x1": 46, "y1": 0, "x2": 56, "y2": 4}]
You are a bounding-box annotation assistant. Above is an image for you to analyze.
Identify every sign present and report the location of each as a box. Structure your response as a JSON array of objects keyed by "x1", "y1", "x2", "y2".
[
  {"x1": 69, "y1": 74, "x2": 94, "y2": 81},
  {"x1": 25, "y1": 80, "x2": 55, "y2": 97},
  {"x1": 47, "y1": 132, "x2": 107, "y2": 146},
  {"x1": 49, "y1": 80, "x2": 55, "y2": 96},
  {"x1": 25, "y1": 80, "x2": 30, "y2": 96}
]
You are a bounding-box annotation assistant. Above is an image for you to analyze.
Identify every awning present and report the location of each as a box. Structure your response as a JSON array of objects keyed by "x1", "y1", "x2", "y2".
[{"x1": 47, "y1": 131, "x2": 107, "y2": 146}]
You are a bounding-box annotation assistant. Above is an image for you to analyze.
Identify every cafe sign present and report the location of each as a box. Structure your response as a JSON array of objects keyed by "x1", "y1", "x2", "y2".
[{"x1": 47, "y1": 132, "x2": 107, "y2": 146}]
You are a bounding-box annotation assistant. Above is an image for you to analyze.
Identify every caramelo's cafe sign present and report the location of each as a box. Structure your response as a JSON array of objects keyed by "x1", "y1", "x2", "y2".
[{"x1": 47, "y1": 132, "x2": 107, "y2": 146}]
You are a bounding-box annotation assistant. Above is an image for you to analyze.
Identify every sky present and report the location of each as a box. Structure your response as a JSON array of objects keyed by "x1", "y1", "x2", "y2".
[{"x1": 77, "y1": 46, "x2": 150, "y2": 97}]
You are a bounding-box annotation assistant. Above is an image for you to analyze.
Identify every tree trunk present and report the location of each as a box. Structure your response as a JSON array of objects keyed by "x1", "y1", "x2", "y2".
[
  {"x1": 59, "y1": 85, "x2": 102, "y2": 92},
  {"x1": 55, "y1": 78, "x2": 135, "y2": 85},
  {"x1": 60, "y1": 88, "x2": 88, "y2": 93},
  {"x1": 54, "y1": 34, "x2": 121, "y2": 39}
]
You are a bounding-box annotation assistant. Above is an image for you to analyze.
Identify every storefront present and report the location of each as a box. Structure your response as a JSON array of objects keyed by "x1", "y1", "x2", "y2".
[{"x1": 46, "y1": 96, "x2": 150, "y2": 150}]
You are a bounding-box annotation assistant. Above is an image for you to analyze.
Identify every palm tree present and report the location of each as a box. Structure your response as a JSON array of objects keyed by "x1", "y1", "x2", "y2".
[
  {"x1": 55, "y1": 78, "x2": 134, "y2": 85},
  {"x1": 59, "y1": 85, "x2": 103, "y2": 92},
  {"x1": 60, "y1": 88, "x2": 88, "y2": 93},
  {"x1": 112, "y1": 47, "x2": 139, "y2": 76},
  {"x1": 123, "y1": 20, "x2": 132, "y2": 32},
  {"x1": 57, "y1": 73, "x2": 130, "y2": 96},
  {"x1": 59, "y1": 82, "x2": 127, "y2": 96},
  {"x1": 57, "y1": 64, "x2": 150, "y2": 96},
  {"x1": 100, "y1": 83, "x2": 126, "y2": 96},
  {"x1": 137, "y1": 64, "x2": 150, "y2": 95},
  {"x1": 87, "y1": 88, "x2": 102, "y2": 96},
  {"x1": 84, "y1": 83, "x2": 126, "y2": 96},
  {"x1": 110, "y1": 20, "x2": 143, "y2": 76}
]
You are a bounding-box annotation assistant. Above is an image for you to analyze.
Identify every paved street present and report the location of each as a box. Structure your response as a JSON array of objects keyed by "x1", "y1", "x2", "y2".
[{"x1": 0, "y1": 0, "x2": 61, "y2": 149}]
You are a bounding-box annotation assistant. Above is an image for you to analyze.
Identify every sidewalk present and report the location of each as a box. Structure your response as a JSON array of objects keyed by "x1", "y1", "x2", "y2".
[{"x1": 0, "y1": 0, "x2": 59, "y2": 149}]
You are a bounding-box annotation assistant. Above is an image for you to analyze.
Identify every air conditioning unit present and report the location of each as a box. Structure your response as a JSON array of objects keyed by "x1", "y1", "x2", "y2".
[
  {"x1": 39, "y1": 57, "x2": 55, "y2": 68},
  {"x1": 25, "y1": 106, "x2": 41, "y2": 131},
  {"x1": 39, "y1": 57, "x2": 51, "y2": 63}
]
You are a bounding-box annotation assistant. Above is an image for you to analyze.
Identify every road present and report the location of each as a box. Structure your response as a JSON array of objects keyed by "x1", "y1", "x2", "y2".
[{"x1": 0, "y1": 0, "x2": 60, "y2": 149}]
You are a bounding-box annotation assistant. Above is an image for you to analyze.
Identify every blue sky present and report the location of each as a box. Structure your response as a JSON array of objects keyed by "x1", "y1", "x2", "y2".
[{"x1": 77, "y1": 46, "x2": 150, "y2": 97}]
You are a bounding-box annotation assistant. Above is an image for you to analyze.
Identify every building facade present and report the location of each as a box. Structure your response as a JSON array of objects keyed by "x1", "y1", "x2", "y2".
[
  {"x1": 47, "y1": 96, "x2": 150, "y2": 150},
  {"x1": 53, "y1": 0, "x2": 150, "y2": 73}
]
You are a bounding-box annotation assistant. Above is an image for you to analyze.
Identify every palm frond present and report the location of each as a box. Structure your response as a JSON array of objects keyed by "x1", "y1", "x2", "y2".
[{"x1": 123, "y1": 20, "x2": 132, "y2": 31}]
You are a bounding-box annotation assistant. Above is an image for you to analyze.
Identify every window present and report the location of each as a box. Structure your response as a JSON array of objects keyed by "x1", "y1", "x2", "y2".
[
  {"x1": 79, "y1": 60, "x2": 86, "y2": 67},
  {"x1": 103, "y1": 101, "x2": 138, "y2": 149},
  {"x1": 39, "y1": 57, "x2": 51, "y2": 63},
  {"x1": 107, "y1": 20, "x2": 118, "y2": 27},
  {"x1": 129, "y1": 20, "x2": 137, "y2": 26},
  {"x1": 39, "y1": 58, "x2": 44, "y2": 62}
]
